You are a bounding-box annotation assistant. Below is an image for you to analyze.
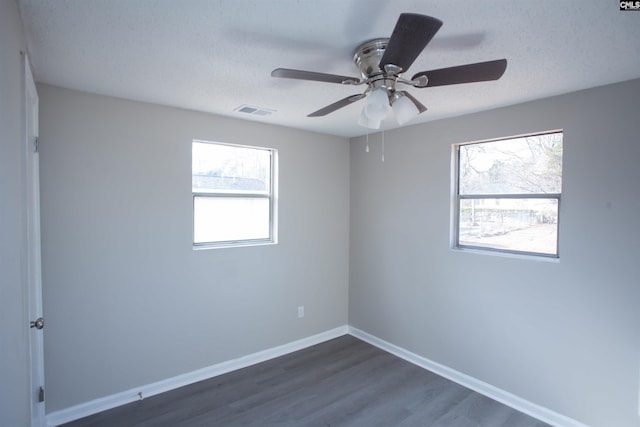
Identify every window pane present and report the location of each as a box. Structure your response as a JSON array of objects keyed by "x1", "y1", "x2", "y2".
[
  {"x1": 192, "y1": 142, "x2": 271, "y2": 193},
  {"x1": 458, "y1": 198, "x2": 558, "y2": 255},
  {"x1": 194, "y1": 196, "x2": 270, "y2": 244},
  {"x1": 459, "y1": 132, "x2": 562, "y2": 195}
]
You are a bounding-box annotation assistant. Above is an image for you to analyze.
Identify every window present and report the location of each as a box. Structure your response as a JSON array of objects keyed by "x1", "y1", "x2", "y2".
[
  {"x1": 192, "y1": 140, "x2": 277, "y2": 247},
  {"x1": 454, "y1": 131, "x2": 563, "y2": 257}
]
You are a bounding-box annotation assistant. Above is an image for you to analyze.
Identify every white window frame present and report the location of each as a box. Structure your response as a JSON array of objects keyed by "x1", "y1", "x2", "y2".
[
  {"x1": 192, "y1": 140, "x2": 277, "y2": 249},
  {"x1": 452, "y1": 130, "x2": 562, "y2": 258}
]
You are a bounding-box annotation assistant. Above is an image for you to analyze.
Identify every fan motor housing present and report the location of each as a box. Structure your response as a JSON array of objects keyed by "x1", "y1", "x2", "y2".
[
  {"x1": 354, "y1": 38, "x2": 399, "y2": 93},
  {"x1": 353, "y1": 38, "x2": 389, "y2": 78}
]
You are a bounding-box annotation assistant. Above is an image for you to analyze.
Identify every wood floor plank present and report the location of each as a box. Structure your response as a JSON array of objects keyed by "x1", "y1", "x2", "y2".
[{"x1": 61, "y1": 335, "x2": 550, "y2": 427}]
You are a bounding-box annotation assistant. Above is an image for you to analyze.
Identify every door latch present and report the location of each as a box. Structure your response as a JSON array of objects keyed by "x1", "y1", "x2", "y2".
[{"x1": 30, "y1": 317, "x2": 44, "y2": 330}]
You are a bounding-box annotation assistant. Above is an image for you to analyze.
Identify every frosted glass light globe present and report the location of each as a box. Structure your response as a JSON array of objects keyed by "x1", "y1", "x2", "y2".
[
  {"x1": 392, "y1": 94, "x2": 420, "y2": 125},
  {"x1": 363, "y1": 88, "x2": 391, "y2": 122}
]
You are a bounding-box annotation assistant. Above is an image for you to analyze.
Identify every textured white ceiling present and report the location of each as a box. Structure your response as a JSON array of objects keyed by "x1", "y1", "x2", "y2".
[{"x1": 18, "y1": 0, "x2": 640, "y2": 138}]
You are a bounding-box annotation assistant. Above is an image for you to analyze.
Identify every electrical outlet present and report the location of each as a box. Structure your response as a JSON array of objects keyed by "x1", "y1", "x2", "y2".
[{"x1": 298, "y1": 306, "x2": 304, "y2": 318}]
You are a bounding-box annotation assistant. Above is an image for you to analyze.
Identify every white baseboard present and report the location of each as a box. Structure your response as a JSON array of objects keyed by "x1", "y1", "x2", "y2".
[
  {"x1": 47, "y1": 325, "x2": 587, "y2": 427},
  {"x1": 46, "y1": 326, "x2": 348, "y2": 427},
  {"x1": 347, "y1": 326, "x2": 588, "y2": 427}
]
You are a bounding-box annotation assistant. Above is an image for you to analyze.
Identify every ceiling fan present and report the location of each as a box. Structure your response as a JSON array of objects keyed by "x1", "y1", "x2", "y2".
[{"x1": 271, "y1": 13, "x2": 507, "y2": 129}]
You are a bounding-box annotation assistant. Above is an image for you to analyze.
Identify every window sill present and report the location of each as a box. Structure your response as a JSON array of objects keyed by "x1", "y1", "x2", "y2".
[
  {"x1": 193, "y1": 240, "x2": 277, "y2": 251},
  {"x1": 451, "y1": 246, "x2": 560, "y2": 263}
]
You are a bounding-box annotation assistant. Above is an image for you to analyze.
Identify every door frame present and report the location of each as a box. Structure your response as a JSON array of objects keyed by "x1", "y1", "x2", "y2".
[{"x1": 23, "y1": 52, "x2": 45, "y2": 427}]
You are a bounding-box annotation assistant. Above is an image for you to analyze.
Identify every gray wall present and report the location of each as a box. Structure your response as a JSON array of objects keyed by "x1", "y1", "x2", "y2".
[
  {"x1": 31, "y1": 57, "x2": 640, "y2": 426},
  {"x1": 0, "y1": 0, "x2": 31, "y2": 425},
  {"x1": 349, "y1": 79, "x2": 640, "y2": 427},
  {"x1": 38, "y1": 85, "x2": 350, "y2": 412}
]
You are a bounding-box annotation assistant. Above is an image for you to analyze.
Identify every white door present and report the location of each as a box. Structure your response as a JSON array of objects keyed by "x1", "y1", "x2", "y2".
[{"x1": 24, "y1": 53, "x2": 45, "y2": 427}]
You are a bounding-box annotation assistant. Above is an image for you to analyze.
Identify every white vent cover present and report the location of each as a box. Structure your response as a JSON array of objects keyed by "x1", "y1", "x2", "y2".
[{"x1": 234, "y1": 105, "x2": 275, "y2": 116}]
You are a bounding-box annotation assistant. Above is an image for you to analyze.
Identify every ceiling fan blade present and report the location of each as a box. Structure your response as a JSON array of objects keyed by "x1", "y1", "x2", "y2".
[
  {"x1": 412, "y1": 59, "x2": 507, "y2": 87},
  {"x1": 271, "y1": 68, "x2": 359, "y2": 84},
  {"x1": 308, "y1": 94, "x2": 365, "y2": 117},
  {"x1": 399, "y1": 91, "x2": 427, "y2": 114},
  {"x1": 379, "y1": 13, "x2": 443, "y2": 72}
]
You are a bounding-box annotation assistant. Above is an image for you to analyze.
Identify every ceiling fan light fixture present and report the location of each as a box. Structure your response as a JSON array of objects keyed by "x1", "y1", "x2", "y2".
[
  {"x1": 392, "y1": 93, "x2": 420, "y2": 125},
  {"x1": 363, "y1": 88, "x2": 391, "y2": 122},
  {"x1": 270, "y1": 14, "x2": 508, "y2": 131},
  {"x1": 358, "y1": 109, "x2": 381, "y2": 129}
]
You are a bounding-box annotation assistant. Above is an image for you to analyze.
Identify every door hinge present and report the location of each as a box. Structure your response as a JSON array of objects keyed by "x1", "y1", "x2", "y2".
[
  {"x1": 38, "y1": 386, "x2": 44, "y2": 403},
  {"x1": 33, "y1": 136, "x2": 39, "y2": 153}
]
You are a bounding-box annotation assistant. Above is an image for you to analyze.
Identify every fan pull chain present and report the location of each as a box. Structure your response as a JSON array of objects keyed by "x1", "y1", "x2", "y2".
[
  {"x1": 365, "y1": 129, "x2": 370, "y2": 153},
  {"x1": 381, "y1": 130, "x2": 385, "y2": 162}
]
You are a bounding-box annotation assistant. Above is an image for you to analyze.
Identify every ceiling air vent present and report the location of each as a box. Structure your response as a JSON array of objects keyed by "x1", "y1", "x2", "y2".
[{"x1": 234, "y1": 105, "x2": 275, "y2": 117}]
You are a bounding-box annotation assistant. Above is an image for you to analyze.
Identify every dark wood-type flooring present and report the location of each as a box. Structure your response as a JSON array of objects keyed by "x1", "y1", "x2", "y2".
[{"x1": 62, "y1": 335, "x2": 550, "y2": 426}]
